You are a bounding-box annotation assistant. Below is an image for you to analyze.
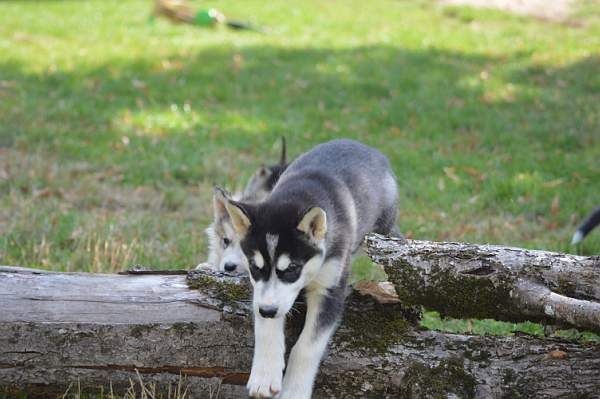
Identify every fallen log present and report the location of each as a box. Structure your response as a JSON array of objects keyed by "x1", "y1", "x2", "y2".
[
  {"x1": 1, "y1": 266, "x2": 600, "y2": 398},
  {"x1": 365, "y1": 234, "x2": 600, "y2": 332}
]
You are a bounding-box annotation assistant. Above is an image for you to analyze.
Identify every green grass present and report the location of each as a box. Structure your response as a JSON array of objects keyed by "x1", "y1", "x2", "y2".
[
  {"x1": 422, "y1": 310, "x2": 600, "y2": 343},
  {"x1": 1, "y1": 0, "x2": 599, "y2": 337}
]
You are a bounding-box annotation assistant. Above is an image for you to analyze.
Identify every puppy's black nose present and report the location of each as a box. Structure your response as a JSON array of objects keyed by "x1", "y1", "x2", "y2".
[
  {"x1": 259, "y1": 306, "x2": 278, "y2": 318},
  {"x1": 224, "y1": 262, "x2": 237, "y2": 272}
]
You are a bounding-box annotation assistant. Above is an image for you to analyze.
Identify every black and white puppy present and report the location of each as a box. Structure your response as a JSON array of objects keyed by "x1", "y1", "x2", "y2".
[
  {"x1": 198, "y1": 138, "x2": 288, "y2": 274},
  {"x1": 222, "y1": 139, "x2": 399, "y2": 398}
]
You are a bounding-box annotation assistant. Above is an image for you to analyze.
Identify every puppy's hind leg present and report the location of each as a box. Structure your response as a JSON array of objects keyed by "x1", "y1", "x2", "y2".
[
  {"x1": 279, "y1": 272, "x2": 347, "y2": 399},
  {"x1": 375, "y1": 205, "x2": 406, "y2": 241},
  {"x1": 388, "y1": 225, "x2": 406, "y2": 241}
]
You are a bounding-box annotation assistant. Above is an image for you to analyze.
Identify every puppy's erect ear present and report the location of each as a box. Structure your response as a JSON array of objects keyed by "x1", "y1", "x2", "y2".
[
  {"x1": 279, "y1": 136, "x2": 287, "y2": 166},
  {"x1": 257, "y1": 165, "x2": 271, "y2": 178},
  {"x1": 224, "y1": 200, "x2": 252, "y2": 237},
  {"x1": 213, "y1": 186, "x2": 230, "y2": 219},
  {"x1": 297, "y1": 207, "x2": 327, "y2": 242}
]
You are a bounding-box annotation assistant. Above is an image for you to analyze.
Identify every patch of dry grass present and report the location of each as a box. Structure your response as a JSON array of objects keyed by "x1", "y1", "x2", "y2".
[
  {"x1": 57, "y1": 370, "x2": 226, "y2": 399},
  {"x1": 1, "y1": 148, "x2": 211, "y2": 272}
]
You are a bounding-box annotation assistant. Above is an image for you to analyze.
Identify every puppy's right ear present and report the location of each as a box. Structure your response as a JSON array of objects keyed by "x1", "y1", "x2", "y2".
[
  {"x1": 224, "y1": 200, "x2": 252, "y2": 237},
  {"x1": 213, "y1": 186, "x2": 230, "y2": 219},
  {"x1": 297, "y1": 207, "x2": 327, "y2": 242},
  {"x1": 279, "y1": 136, "x2": 287, "y2": 166}
]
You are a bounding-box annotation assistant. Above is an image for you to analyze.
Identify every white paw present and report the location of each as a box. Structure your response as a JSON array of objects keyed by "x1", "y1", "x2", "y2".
[
  {"x1": 278, "y1": 382, "x2": 311, "y2": 399},
  {"x1": 247, "y1": 367, "x2": 282, "y2": 398}
]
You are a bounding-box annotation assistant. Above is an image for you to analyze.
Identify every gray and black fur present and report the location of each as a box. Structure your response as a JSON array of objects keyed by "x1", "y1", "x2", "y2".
[
  {"x1": 223, "y1": 139, "x2": 399, "y2": 398},
  {"x1": 571, "y1": 207, "x2": 600, "y2": 245}
]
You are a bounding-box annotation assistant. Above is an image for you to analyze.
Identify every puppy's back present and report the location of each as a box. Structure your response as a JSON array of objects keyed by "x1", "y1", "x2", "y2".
[{"x1": 269, "y1": 139, "x2": 398, "y2": 248}]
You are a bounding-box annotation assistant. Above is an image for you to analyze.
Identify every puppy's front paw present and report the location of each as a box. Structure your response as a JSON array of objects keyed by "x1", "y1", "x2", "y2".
[{"x1": 247, "y1": 367, "x2": 282, "y2": 398}]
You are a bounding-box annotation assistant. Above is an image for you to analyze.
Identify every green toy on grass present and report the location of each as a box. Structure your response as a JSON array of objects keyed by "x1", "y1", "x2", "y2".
[{"x1": 153, "y1": 0, "x2": 263, "y2": 32}]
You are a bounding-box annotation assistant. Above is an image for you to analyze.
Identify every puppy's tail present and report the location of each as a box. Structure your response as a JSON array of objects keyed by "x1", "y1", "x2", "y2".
[
  {"x1": 571, "y1": 207, "x2": 600, "y2": 245},
  {"x1": 279, "y1": 136, "x2": 287, "y2": 166}
]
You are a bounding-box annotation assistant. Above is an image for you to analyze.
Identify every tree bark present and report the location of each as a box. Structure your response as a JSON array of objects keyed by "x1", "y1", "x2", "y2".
[
  {"x1": 365, "y1": 234, "x2": 600, "y2": 332},
  {"x1": 1, "y1": 266, "x2": 600, "y2": 398}
]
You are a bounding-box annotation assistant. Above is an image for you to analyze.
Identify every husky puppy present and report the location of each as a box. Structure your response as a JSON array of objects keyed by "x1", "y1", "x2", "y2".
[
  {"x1": 199, "y1": 138, "x2": 288, "y2": 274},
  {"x1": 571, "y1": 207, "x2": 600, "y2": 245},
  {"x1": 222, "y1": 139, "x2": 399, "y2": 398},
  {"x1": 201, "y1": 187, "x2": 246, "y2": 274},
  {"x1": 243, "y1": 137, "x2": 288, "y2": 202}
]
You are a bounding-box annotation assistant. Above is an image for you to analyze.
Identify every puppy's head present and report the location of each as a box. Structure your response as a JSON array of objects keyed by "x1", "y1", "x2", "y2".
[
  {"x1": 207, "y1": 187, "x2": 248, "y2": 275},
  {"x1": 224, "y1": 200, "x2": 327, "y2": 319},
  {"x1": 242, "y1": 166, "x2": 276, "y2": 202},
  {"x1": 241, "y1": 137, "x2": 288, "y2": 202}
]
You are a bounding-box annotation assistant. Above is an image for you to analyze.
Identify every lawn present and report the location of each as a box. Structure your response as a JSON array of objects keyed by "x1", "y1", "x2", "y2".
[{"x1": 1, "y1": 0, "x2": 599, "y2": 335}]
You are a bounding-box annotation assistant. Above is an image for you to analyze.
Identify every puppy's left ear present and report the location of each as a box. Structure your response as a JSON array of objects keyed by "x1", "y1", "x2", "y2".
[
  {"x1": 212, "y1": 186, "x2": 230, "y2": 219},
  {"x1": 297, "y1": 207, "x2": 327, "y2": 242},
  {"x1": 225, "y1": 200, "x2": 252, "y2": 237}
]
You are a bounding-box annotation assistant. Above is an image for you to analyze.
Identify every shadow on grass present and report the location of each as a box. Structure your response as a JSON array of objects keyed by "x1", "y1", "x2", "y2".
[
  {"x1": 1, "y1": 45, "x2": 598, "y2": 240},
  {"x1": 2, "y1": 45, "x2": 596, "y2": 165}
]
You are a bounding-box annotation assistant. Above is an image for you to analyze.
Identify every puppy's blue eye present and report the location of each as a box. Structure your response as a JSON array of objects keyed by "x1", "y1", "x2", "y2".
[
  {"x1": 278, "y1": 262, "x2": 302, "y2": 283},
  {"x1": 288, "y1": 262, "x2": 300, "y2": 271}
]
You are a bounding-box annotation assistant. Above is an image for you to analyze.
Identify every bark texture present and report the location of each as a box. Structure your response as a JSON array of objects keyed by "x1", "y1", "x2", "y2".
[
  {"x1": 1, "y1": 266, "x2": 600, "y2": 398},
  {"x1": 365, "y1": 234, "x2": 600, "y2": 332}
]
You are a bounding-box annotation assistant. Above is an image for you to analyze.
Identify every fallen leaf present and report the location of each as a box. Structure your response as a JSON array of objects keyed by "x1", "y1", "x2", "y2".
[
  {"x1": 231, "y1": 53, "x2": 244, "y2": 72},
  {"x1": 481, "y1": 92, "x2": 495, "y2": 104},
  {"x1": 463, "y1": 166, "x2": 486, "y2": 182},
  {"x1": 354, "y1": 281, "x2": 400, "y2": 304},
  {"x1": 437, "y1": 177, "x2": 446, "y2": 191},
  {"x1": 443, "y1": 166, "x2": 460, "y2": 182},
  {"x1": 543, "y1": 179, "x2": 564, "y2": 188},
  {"x1": 0, "y1": 80, "x2": 16, "y2": 89},
  {"x1": 132, "y1": 79, "x2": 147, "y2": 91},
  {"x1": 547, "y1": 349, "x2": 567, "y2": 360},
  {"x1": 389, "y1": 126, "x2": 402, "y2": 135},
  {"x1": 34, "y1": 187, "x2": 63, "y2": 199},
  {"x1": 447, "y1": 97, "x2": 465, "y2": 108},
  {"x1": 323, "y1": 120, "x2": 340, "y2": 132},
  {"x1": 160, "y1": 59, "x2": 184, "y2": 71}
]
